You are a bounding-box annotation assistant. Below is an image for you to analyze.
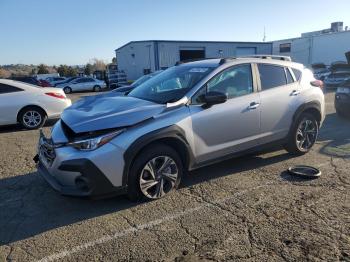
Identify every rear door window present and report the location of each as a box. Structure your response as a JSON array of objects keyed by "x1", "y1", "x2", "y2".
[
  {"x1": 0, "y1": 83, "x2": 23, "y2": 94},
  {"x1": 285, "y1": 68, "x2": 295, "y2": 84},
  {"x1": 258, "y1": 64, "x2": 286, "y2": 90},
  {"x1": 75, "y1": 79, "x2": 85, "y2": 83}
]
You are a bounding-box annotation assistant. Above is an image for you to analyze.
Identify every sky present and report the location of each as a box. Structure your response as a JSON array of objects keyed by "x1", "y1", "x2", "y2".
[{"x1": 1, "y1": 0, "x2": 350, "y2": 65}]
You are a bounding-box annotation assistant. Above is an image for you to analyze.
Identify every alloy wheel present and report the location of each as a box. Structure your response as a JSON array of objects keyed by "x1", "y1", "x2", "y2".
[
  {"x1": 296, "y1": 119, "x2": 318, "y2": 151},
  {"x1": 23, "y1": 110, "x2": 42, "y2": 128},
  {"x1": 139, "y1": 156, "x2": 178, "y2": 199}
]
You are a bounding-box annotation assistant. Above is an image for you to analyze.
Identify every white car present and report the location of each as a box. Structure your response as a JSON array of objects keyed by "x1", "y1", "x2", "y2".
[
  {"x1": 0, "y1": 79, "x2": 72, "y2": 129},
  {"x1": 56, "y1": 77, "x2": 107, "y2": 94}
]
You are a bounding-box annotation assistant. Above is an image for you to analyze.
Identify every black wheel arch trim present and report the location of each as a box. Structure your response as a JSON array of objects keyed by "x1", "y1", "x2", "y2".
[
  {"x1": 122, "y1": 125, "x2": 195, "y2": 187},
  {"x1": 287, "y1": 101, "x2": 322, "y2": 140},
  {"x1": 292, "y1": 101, "x2": 322, "y2": 123}
]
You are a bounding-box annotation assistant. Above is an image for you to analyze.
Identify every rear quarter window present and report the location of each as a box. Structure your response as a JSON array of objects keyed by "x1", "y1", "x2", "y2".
[
  {"x1": 0, "y1": 83, "x2": 23, "y2": 94},
  {"x1": 292, "y1": 68, "x2": 302, "y2": 81}
]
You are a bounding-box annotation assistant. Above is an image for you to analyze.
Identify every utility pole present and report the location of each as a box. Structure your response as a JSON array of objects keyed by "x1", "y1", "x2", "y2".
[{"x1": 263, "y1": 26, "x2": 266, "y2": 42}]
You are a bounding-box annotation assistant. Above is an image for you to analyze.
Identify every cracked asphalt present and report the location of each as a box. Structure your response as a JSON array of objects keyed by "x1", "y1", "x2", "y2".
[{"x1": 0, "y1": 91, "x2": 349, "y2": 261}]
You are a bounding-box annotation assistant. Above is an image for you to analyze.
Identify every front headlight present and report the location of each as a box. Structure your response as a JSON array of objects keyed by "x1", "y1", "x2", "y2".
[{"x1": 68, "y1": 129, "x2": 124, "y2": 151}]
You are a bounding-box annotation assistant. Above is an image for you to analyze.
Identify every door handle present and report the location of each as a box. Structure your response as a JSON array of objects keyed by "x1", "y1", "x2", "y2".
[
  {"x1": 291, "y1": 90, "x2": 301, "y2": 96},
  {"x1": 248, "y1": 102, "x2": 260, "y2": 110}
]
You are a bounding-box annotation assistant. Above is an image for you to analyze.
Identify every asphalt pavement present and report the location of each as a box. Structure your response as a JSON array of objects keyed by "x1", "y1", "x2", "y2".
[{"x1": 0, "y1": 90, "x2": 349, "y2": 261}]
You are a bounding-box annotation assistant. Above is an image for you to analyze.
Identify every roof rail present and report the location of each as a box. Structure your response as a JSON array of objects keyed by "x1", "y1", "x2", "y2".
[
  {"x1": 238, "y1": 55, "x2": 292, "y2": 61},
  {"x1": 174, "y1": 57, "x2": 223, "y2": 66},
  {"x1": 219, "y1": 57, "x2": 237, "y2": 65}
]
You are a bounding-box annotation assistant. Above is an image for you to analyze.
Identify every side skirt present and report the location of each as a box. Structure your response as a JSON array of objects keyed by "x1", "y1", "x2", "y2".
[{"x1": 189, "y1": 138, "x2": 288, "y2": 171}]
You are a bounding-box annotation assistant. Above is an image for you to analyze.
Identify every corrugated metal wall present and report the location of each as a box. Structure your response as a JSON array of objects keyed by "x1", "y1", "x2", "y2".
[
  {"x1": 273, "y1": 38, "x2": 311, "y2": 65},
  {"x1": 311, "y1": 31, "x2": 350, "y2": 65},
  {"x1": 116, "y1": 41, "x2": 272, "y2": 80},
  {"x1": 116, "y1": 41, "x2": 155, "y2": 80}
]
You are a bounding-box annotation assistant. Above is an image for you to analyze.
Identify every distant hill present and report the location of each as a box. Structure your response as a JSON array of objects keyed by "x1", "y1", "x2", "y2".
[{"x1": 0, "y1": 64, "x2": 57, "y2": 78}]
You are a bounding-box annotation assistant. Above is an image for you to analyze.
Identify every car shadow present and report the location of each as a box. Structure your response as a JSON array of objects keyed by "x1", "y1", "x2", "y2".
[
  {"x1": 182, "y1": 150, "x2": 294, "y2": 188},
  {"x1": 0, "y1": 147, "x2": 296, "y2": 246}
]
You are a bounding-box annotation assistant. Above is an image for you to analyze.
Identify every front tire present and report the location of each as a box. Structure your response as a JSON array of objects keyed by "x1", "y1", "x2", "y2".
[
  {"x1": 127, "y1": 144, "x2": 183, "y2": 202},
  {"x1": 285, "y1": 113, "x2": 319, "y2": 155},
  {"x1": 18, "y1": 107, "x2": 47, "y2": 130},
  {"x1": 63, "y1": 86, "x2": 72, "y2": 94}
]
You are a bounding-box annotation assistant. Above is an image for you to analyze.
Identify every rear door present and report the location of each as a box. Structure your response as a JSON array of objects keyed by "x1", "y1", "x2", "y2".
[
  {"x1": 84, "y1": 78, "x2": 96, "y2": 90},
  {"x1": 0, "y1": 83, "x2": 26, "y2": 125},
  {"x1": 71, "y1": 78, "x2": 85, "y2": 91},
  {"x1": 256, "y1": 63, "x2": 300, "y2": 144}
]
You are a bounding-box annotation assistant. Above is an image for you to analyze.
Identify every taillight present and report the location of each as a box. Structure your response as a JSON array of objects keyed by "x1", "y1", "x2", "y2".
[
  {"x1": 311, "y1": 80, "x2": 323, "y2": 88},
  {"x1": 45, "y1": 92, "x2": 66, "y2": 99}
]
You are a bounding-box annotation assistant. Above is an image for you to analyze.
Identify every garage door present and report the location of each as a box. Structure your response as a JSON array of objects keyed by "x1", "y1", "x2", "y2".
[
  {"x1": 179, "y1": 47, "x2": 205, "y2": 61},
  {"x1": 236, "y1": 47, "x2": 257, "y2": 56}
]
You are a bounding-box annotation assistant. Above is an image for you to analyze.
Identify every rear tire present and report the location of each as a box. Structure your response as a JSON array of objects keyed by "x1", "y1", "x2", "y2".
[
  {"x1": 63, "y1": 86, "x2": 72, "y2": 94},
  {"x1": 93, "y1": 85, "x2": 101, "y2": 92},
  {"x1": 284, "y1": 112, "x2": 319, "y2": 155},
  {"x1": 127, "y1": 144, "x2": 183, "y2": 202},
  {"x1": 18, "y1": 106, "x2": 47, "y2": 130}
]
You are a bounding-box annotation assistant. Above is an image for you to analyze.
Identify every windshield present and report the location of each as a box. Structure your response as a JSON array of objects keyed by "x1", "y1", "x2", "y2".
[
  {"x1": 128, "y1": 66, "x2": 214, "y2": 104},
  {"x1": 131, "y1": 75, "x2": 151, "y2": 87}
]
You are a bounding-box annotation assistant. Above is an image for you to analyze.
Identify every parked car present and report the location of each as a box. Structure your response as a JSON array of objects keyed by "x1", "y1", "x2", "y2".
[
  {"x1": 53, "y1": 77, "x2": 79, "y2": 87},
  {"x1": 312, "y1": 63, "x2": 330, "y2": 81},
  {"x1": 38, "y1": 79, "x2": 52, "y2": 87},
  {"x1": 112, "y1": 71, "x2": 163, "y2": 95},
  {"x1": 56, "y1": 77, "x2": 107, "y2": 94},
  {"x1": 324, "y1": 72, "x2": 350, "y2": 88},
  {"x1": 35, "y1": 56, "x2": 325, "y2": 200},
  {"x1": 46, "y1": 77, "x2": 66, "y2": 86},
  {"x1": 335, "y1": 79, "x2": 350, "y2": 118},
  {"x1": 0, "y1": 79, "x2": 71, "y2": 129},
  {"x1": 10, "y1": 76, "x2": 42, "y2": 86}
]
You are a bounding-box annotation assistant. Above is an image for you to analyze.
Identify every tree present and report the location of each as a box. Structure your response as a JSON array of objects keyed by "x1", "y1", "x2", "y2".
[
  {"x1": 89, "y1": 58, "x2": 107, "y2": 72},
  {"x1": 112, "y1": 57, "x2": 117, "y2": 64},
  {"x1": 37, "y1": 64, "x2": 49, "y2": 74},
  {"x1": 0, "y1": 68, "x2": 11, "y2": 78},
  {"x1": 67, "y1": 66, "x2": 78, "y2": 77},
  {"x1": 84, "y1": 63, "x2": 92, "y2": 76},
  {"x1": 57, "y1": 65, "x2": 69, "y2": 77}
]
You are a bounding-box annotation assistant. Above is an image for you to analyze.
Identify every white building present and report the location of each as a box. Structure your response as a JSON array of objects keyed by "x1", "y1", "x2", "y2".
[
  {"x1": 273, "y1": 22, "x2": 350, "y2": 66},
  {"x1": 115, "y1": 40, "x2": 272, "y2": 80}
]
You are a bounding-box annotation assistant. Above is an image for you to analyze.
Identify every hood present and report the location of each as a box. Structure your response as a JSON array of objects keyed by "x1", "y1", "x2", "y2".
[
  {"x1": 113, "y1": 85, "x2": 133, "y2": 93},
  {"x1": 61, "y1": 95, "x2": 165, "y2": 133}
]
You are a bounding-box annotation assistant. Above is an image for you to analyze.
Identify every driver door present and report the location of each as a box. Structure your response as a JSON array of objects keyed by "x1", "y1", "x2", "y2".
[{"x1": 189, "y1": 64, "x2": 261, "y2": 163}]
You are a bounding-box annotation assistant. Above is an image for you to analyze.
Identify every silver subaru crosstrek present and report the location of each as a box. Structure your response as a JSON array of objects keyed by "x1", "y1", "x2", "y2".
[{"x1": 35, "y1": 56, "x2": 325, "y2": 201}]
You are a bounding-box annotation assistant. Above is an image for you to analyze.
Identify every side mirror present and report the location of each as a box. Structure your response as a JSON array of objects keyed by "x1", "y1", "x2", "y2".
[{"x1": 202, "y1": 91, "x2": 227, "y2": 107}]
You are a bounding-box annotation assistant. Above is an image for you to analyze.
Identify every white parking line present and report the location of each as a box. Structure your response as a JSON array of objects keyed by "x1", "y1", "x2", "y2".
[{"x1": 37, "y1": 183, "x2": 274, "y2": 262}]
